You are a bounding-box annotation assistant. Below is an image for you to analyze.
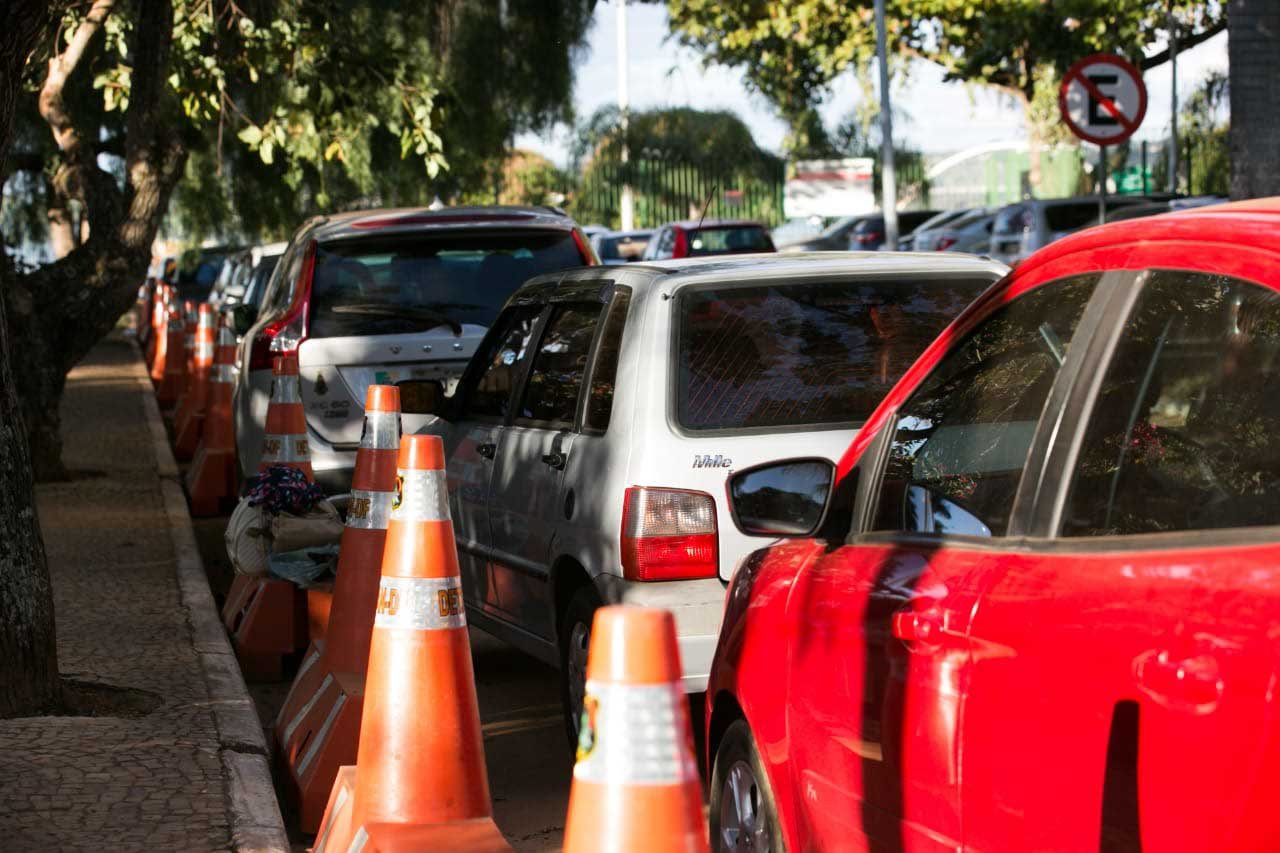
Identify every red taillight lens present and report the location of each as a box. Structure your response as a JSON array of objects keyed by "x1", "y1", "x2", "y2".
[
  {"x1": 856, "y1": 231, "x2": 882, "y2": 246},
  {"x1": 572, "y1": 229, "x2": 598, "y2": 265},
  {"x1": 672, "y1": 228, "x2": 689, "y2": 258},
  {"x1": 621, "y1": 487, "x2": 718, "y2": 581},
  {"x1": 936, "y1": 236, "x2": 957, "y2": 251},
  {"x1": 248, "y1": 240, "x2": 317, "y2": 372}
]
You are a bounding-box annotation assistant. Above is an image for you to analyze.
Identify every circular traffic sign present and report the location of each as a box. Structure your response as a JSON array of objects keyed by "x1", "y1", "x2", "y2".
[{"x1": 1058, "y1": 53, "x2": 1147, "y2": 146}]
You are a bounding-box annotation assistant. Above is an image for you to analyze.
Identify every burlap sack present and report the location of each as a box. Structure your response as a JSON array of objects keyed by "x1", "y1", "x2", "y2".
[{"x1": 224, "y1": 497, "x2": 342, "y2": 576}]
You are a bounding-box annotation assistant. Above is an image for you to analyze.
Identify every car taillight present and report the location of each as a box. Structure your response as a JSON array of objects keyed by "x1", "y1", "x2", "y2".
[
  {"x1": 620, "y1": 487, "x2": 718, "y2": 581},
  {"x1": 936, "y1": 236, "x2": 957, "y2": 251},
  {"x1": 248, "y1": 240, "x2": 317, "y2": 371},
  {"x1": 572, "y1": 229, "x2": 598, "y2": 265},
  {"x1": 672, "y1": 228, "x2": 689, "y2": 258},
  {"x1": 856, "y1": 231, "x2": 882, "y2": 246}
]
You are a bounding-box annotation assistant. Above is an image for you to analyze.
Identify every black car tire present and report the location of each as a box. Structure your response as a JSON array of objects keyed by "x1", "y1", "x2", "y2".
[
  {"x1": 710, "y1": 718, "x2": 786, "y2": 853},
  {"x1": 558, "y1": 584, "x2": 602, "y2": 751}
]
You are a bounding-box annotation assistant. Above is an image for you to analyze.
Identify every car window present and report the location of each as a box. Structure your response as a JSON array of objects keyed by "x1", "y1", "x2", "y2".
[
  {"x1": 676, "y1": 276, "x2": 991, "y2": 432},
  {"x1": 1043, "y1": 200, "x2": 1143, "y2": 233},
  {"x1": 307, "y1": 231, "x2": 581, "y2": 339},
  {"x1": 651, "y1": 228, "x2": 674, "y2": 260},
  {"x1": 515, "y1": 303, "x2": 603, "y2": 427},
  {"x1": 262, "y1": 240, "x2": 307, "y2": 317},
  {"x1": 1062, "y1": 271, "x2": 1280, "y2": 536},
  {"x1": 584, "y1": 291, "x2": 631, "y2": 433},
  {"x1": 597, "y1": 233, "x2": 651, "y2": 263},
  {"x1": 687, "y1": 226, "x2": 773, "y2": 255},
  {"x1": 459, "y1": 306, "x2": 542, "y2": 421},
  {"x1": 992, "y1": 205, "x2": 1029, "y2": 236},
  {"x1": 871, "y1": 274, "x2": 1098, "y2": 537}
]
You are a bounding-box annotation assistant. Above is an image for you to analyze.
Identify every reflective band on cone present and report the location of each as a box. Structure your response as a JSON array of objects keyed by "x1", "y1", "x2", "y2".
[
  {"x1": 373, "y1": 576, "x2": 465, "y2": 631},
  {"x1": 346, "y1": 490, "x2": 394, "y2": 531},
  {"x1": 572, "y1": 681, "x2": 699, "y2": 786},
  {"x1": 261, "y1": 433, "x2": 310, "y2": 464}
]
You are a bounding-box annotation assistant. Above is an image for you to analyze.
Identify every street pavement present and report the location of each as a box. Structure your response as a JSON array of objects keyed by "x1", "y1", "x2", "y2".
[{"x1": 0, "y1": 334, "x2": 271, "y2": 851}]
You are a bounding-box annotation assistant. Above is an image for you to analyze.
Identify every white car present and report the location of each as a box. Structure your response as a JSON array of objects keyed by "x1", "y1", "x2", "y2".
[
  {"x1": 413, "y1": 251, "x2": 1008, "y2": 742},
  {"x1": 232, "y1": 206, "x2": 595, "y2": 492}
]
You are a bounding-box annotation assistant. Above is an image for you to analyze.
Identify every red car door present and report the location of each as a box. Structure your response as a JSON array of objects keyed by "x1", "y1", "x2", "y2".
[
  {"x1": 964, "y1": 267, "x2": 1280, "y2": 851},
  {"x1": 785, "y1": 272, "x2": 1102, "y2": 850}
]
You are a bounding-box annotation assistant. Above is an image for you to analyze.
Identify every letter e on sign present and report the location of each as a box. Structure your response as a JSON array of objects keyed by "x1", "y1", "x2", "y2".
[{"x1": 1058, "y1": 53, "x2": 1147, "y2": 146}]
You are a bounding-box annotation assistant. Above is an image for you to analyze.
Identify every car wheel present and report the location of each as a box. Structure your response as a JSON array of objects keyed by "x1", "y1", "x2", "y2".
[
  {"x1": 558, "y1": 584, "x2": 602, "y2": 750},
  {"x1": 710, "y1": 719, "x2": 785, "y2": 853}
]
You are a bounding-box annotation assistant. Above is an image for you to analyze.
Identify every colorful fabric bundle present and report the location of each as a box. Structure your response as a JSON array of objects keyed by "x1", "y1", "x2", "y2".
[{"x1": 244, "y1": 465, "x2": 327, "y2": 516}]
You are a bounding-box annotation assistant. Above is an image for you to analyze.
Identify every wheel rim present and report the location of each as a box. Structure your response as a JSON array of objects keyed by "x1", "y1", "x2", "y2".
[
  {"x1": 719, "y1": 759, "x2": 771, "y2": 853},
  {"x1": 566, "y1": 619, "x2": 590, "y2": 738}
]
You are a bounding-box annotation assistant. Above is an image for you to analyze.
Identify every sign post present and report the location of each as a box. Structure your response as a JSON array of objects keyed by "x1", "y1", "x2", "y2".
[{"x1": 1059, "y1": 54, "x2": 1148, "y2": 225}]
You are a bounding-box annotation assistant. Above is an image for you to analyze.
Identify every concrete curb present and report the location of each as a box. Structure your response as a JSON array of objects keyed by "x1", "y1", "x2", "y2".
[{"x1": 132, "y1": 339, "x2": 289, "y2": 853}]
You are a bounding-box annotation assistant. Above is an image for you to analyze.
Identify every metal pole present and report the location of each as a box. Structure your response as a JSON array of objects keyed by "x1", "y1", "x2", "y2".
[
  {"x1": 874, "y1": 0, "x2": 898, "y2": 249},
  {"x1": 1099, "y1": 145, "x2": 1107, "y2": 225},
  {"x1": 1168, "y1": 8, "x2": 1179, "y2": 194},
  {"x1": 1142, "y1": 141, "x2": 1149, "y2": 195},
  {"x1": 617, "y1": 0, "x2": 634, "y2": 230}
]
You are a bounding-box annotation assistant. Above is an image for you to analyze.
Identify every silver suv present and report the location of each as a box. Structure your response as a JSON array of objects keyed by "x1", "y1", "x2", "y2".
[
  {"x1": 415, "y1": 252, "x2": 1008, "y2": 740},
  {"x1": 232, "y1": 206, "x2": 594, "y2": 492}
]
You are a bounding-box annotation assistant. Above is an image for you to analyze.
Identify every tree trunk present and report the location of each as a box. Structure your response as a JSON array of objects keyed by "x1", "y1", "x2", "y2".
[
  {"x1": 5, "y1": 0, "x2": 186, "y2": 481},
  {"x1": 1228, "y1": 0, "x2": 1280, "y2": 199},
  {"x1": 0, "y1": 0, "x2": 63, "y2": 718}
]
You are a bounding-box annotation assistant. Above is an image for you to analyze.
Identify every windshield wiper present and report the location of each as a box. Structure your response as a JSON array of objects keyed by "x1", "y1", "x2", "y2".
[{"x1": 331, "y1": 303, "x2": 463, "y2": 336}]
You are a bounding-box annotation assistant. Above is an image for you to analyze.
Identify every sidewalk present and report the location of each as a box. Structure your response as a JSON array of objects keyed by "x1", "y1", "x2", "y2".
[{"x1": 0, "y1": 333, "x2": 286, "y2": 851}]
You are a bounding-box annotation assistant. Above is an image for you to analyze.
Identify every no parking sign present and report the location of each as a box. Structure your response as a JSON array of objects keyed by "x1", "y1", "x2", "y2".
[{"x1": 1059, "y1": 54, "x2": 1147, "y2": 146}]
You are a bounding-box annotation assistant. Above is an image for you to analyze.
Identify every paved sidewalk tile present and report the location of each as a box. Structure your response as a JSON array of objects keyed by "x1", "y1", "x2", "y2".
[{"x1": 0, "y1": 337, "x2": 235, "y2": 851}]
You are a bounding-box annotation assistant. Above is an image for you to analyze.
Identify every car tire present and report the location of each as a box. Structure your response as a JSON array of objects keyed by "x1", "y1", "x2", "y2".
[
  {"x1": 558, "y1": 584, "x2": 602, "y2": 751},
  {"x1": 710, "y1": 718, "x2": 786, "y2": 853}
]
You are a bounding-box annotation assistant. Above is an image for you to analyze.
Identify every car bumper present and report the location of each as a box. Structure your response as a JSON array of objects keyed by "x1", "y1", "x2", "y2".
[{"x1": 593, "y1": 575, "x2": 728, "y2": 694}]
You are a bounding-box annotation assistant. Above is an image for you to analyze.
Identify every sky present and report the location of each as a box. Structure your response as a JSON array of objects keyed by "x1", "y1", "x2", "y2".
[{"x1": 515, "y1": 3, "x2": 1230, "y2": 166}]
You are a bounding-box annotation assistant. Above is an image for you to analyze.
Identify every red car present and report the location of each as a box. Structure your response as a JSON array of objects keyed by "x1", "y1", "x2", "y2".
[
  {"x1": 641, "y1": 219, "x2": 775, "y2": 260},
  {"x1": 706, "y1": 198, "x2": 1280, "y2": 852}
]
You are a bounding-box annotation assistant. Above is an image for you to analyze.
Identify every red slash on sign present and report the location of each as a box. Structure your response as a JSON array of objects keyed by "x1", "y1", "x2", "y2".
[{"x1": 1058, "y1": 53, "x2": 1147, "y2": 146}]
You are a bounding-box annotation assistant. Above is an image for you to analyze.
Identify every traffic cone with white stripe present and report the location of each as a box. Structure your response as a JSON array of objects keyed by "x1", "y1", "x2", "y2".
[
  {"x1": 275, "y1": 386, "x2": 401, "y2": 833},
  {"x1": 258, "y1": 353, "x2": 313, "y2": 479},
  {"x1": 174, "y1": 303, "x2": 216, "y2": 459},
  {"x1": 148, "y1": 283, "x2": 169, "y2": 376},
  {"x1": 155, "y1": 300, "x2": 186, "y2": 406},
  {"x1": 312, "y1": 434, "x2": 510, "y2": 853},
  {"x1": 186, "y1": 314, "x2": 239, "y2": 516},
  {"x1": 563, "y1": 606, "x2": 708, "y2": 853}
]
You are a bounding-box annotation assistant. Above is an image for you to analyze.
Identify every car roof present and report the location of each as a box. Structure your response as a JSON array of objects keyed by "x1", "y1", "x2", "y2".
[
  {"x1": 513, "y1": 251, "x2": 1009, "y2": 304},
  {"x1": 301, "y1": 205, "x2": 579, "y2": 243},
  {"x1": 1016, "y1": 197, "x2": 1280, "y2": 279},
  {"x1": 665, "y1": 219, "x2": 767, "y2": 230}
]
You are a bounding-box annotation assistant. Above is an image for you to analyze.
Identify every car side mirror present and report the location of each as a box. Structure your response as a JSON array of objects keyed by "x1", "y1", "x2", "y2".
[
  {"x1": 728, "y1": 458, "x2": 835, "y2": 537},
  {"x1": 231, "y1": 304, "x2": 258, "y2": 336},
  {"x1": 397, "y1": 378, "x2": 447, "y2": 416}
]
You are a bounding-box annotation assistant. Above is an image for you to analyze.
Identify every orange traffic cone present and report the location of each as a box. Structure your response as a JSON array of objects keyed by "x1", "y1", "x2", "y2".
[
  {"x1": 312, "y1": 434, "x2": 510, "y2": 853},
  {"x1": 174, "y1": 299, "x2": 197, "y2": 406},
  {"x1": 275, "y1": 386, "x2": 401, "y2": 833},
  {"x1": 155, "y1": 302, "x2": 186, "y2": 406},
  {"x1": 259, "y1": 353, "x2": 313, "y2": 479},
  {"x1": 563, "y1": 607, "x2": 708, "y2": 853},
  {"x1": 149, "y1": 285, "x2": 171, "y2": 384},
  {"x1": 187, "y1": 314, "x2": 240, "y2": 516},
  {"x1": 174, "y1": 303, "x2": 216, "y2": 459}
]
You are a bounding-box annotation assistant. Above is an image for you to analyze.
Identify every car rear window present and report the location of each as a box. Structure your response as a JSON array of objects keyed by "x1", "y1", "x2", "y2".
[
  {"x1": 688, "y1": 226, "x2": 773, "y2": 256},
  {"x1": 675, "y1": 277, "x2": 990, "y2": 431},
  {"x1": 597, "y1": 233, "x2": 651, "y2": 262},
  {"x1": 1043, "y1": 201, "x2": 1141, "y2": 233},
  {"x1": 307, "y1": 230, "x2": 583, "y2": 339}
]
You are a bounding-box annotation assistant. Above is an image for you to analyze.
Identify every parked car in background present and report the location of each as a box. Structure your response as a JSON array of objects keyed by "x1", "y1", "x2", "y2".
[
  {"x1": 213, "y1": 242, "x2": 287, "y2": 310},
  {"x1": 916, "y1": 206, "x2": 997, "y2": 253},
  {"x1": 233, "y1": 206, "x2": 595, "y2": 492},
  {"x1": 1106, "y1": 194, "x2": 1228, "y2": 223},
  {"x1": 852, "y1": 209, "x2": 940, "y2": 250},
  {"x1": 642, "y1": 219, "x2": 776, "y2": 260},
  {"x1": 591, "y1": 229, "x2": 653, "y2": 265},
  {"x1": 770, "y1": 216, "x2": 829, "y2": 249},
  {"x1": 176, "y1": 245, "x2": 236, "y2": 302},
  {"x1": 901, "y1": 208, "x2": 975, "y2": 251},
  {"x1": 706, "y1": 198, "x2": 1280, "y2": 853},
  {"x1": 777, "y1": 215, "x2": 872, "y2": 252},
  {"x1": 414, "y1": 251, "x2": 1006, "y2": 744},
  {"x1": 987, "y1": 195, "x2": 1149, "y2": 265}
]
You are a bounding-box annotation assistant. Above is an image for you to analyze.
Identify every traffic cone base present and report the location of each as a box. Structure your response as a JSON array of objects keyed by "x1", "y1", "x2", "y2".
[
  {"x1": 186, "y1": 445, "x2": 237, "y2": 516},
  {"x1": 279, "y1": 668, "x2": 366, "y2": 833},
  {"x1": 224, "y1": 575, "x2": 308, "y2": 682}
]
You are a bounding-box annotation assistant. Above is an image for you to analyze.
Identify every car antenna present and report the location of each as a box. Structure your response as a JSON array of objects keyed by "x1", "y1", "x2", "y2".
[{"x1": 695, "y1": 182, "x2": 718, "y2": 232}]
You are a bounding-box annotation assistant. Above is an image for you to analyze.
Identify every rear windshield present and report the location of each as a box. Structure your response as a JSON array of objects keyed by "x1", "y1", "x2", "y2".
[
  {"x1": 1044, "y1": 201, "x2": 1140, "y2": 233},
  {"x1": 308, "y1": 230, "x2": 583, "y2": 339},
  {"x1": 245, "y1": 256, "x2": 280, "y2": 307},
  {"x1": 688, "y1": 226, "x2": 773, "y2": 256},
  {"x1": 597, "y1": 233, "x2": 651, "y2": 262},
  {"x1": 676, "y1": 277, "x2": 990, "y2": 431}
]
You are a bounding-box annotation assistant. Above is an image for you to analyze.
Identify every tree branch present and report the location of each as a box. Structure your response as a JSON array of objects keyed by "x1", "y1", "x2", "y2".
[
  {"x1": 1141, "y1": 19, "x2": 1227, "y2": 70},
  {"x1": 38, "y1": 0, "x2": 115, "y2": 154}
]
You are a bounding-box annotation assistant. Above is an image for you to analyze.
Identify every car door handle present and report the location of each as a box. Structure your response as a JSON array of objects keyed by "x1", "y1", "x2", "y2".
[
  {"x1": 1134, "y1": 649, "x2": 1223, "y2": 711},
  {"x1": 477, "y1": 442, "x2": 496, "y2": 460},
  {"x1": 541, "y1": 451, "x2": 566, "y2": 470},
  {"x1": 891, "y1": 609, "x2": 942, "y2": 645}
]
